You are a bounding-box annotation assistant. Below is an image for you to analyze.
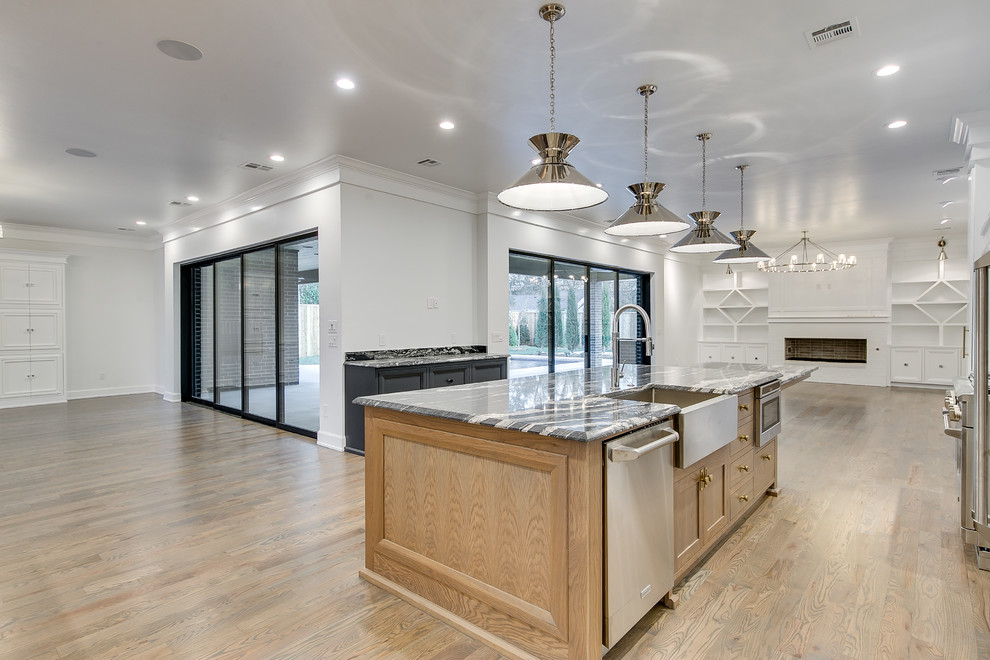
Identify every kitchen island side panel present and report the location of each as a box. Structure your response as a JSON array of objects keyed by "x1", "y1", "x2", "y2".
[{"x1": 361, "y1": 407, "x2": 602, "y2": 660}]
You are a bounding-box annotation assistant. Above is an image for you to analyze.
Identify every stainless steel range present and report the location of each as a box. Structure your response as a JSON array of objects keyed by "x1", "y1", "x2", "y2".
[{"x1": 943, "y1": 381, "x2": 989, "y2": 569}]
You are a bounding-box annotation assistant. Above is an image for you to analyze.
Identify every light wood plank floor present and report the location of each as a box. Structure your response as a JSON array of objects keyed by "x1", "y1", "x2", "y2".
[{"x1": 1, "y1": 384, "x2": 988, "y2": 659}]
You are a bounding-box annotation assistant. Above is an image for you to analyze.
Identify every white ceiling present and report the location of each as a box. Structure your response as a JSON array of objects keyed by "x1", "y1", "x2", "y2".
[{"x1": 1, "y1": 0, "x2": 988, "y2": 249}]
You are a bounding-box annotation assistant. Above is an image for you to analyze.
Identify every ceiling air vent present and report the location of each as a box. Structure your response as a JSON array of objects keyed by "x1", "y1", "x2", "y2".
[
  {"x1": 804, "y1": 18, "x2": 859, "y2": 48},
  {"x1": 168, "y1": 200, "x2": 192, "y2": 207},
  {"x1": 933, "y1": 167, "x2": 963, "y2": 179},
  {"x1": 241, "y1": 161, "x2": 274, "y2": 172},
  {"x1": 116, "y1": 227, "x2": 135, "y2": 232},
  {"x1": 416, "y1": 158, "x2": 442, "y2": 167}
]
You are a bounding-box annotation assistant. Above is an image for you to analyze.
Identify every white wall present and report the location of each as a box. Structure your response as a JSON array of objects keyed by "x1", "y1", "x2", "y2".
[
  {"x1": 663, "y1": 257, "x2": 703, "y2": 367},
  {"x1": 0, "y1": 230, "x2": 159, "y2": 398},
  {"x1": 340, "y1": 184, "x2": 478, "y2": 351}
]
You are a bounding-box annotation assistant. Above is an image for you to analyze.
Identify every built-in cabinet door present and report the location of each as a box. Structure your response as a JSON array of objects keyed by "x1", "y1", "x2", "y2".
[
  {"x1": 924, "y1": 348, "x2": 959, "y2": 385},
  {"x1": 890, "y1": 347, "x2": 923, "y2": 382},
  {"x1": 0, "y1": 263, "x2": 61, "y2": 305},
  {"x1": 701, "y1": 456, "x2": 729, "y2": 541},
  {"x1": 673, "y1": 469, "x2": 704, "y2": 573},
  {"x1": 429, "y1": 364, "x2": 470, "y2": 388},
  {"x1": 0, "y1": 310, "x2": 60, "y2": 351},
  {"x1": 698, "y1": 343, "x2": 722, "y2": 363},
  {"x1": 744, "y1": 344, "x2": 768, "y2": 365},
  {"x1": 0, "y1": 355, "x2": 62, "y2": 398}
]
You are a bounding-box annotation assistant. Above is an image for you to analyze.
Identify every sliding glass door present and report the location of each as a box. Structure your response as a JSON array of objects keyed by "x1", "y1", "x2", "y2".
[
  {"x1": 183, "y1": 233, "x2": 319, "y2": 437},
  {"x1": 508, "y1": 251, "x2": 649, "y2": 377}
]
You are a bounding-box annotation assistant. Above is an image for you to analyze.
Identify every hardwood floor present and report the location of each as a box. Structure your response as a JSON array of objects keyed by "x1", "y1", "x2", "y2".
[{"x1": 1, "y1": 384, "x2": 988, "y2": 659}]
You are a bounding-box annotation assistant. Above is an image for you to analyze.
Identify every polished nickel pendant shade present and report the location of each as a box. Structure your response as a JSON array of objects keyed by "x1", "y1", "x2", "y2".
[
  {"x1": 497, "y1": 4, "x2": 607, "y2": 212},
  {"x1": 670, "y1": 133, "x2": 737, "y2": 253},
  {"x1": 605, "y1": 85, "x2": 689, "y2": 236},
  {"x1": 714, "y1": 165, "x2": 770, "y2": 264}
]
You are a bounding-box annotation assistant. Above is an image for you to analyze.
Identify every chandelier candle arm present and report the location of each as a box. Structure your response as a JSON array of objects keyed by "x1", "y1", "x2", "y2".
[
  {"x1": 498, "y1": 4, "x2": 608, "y2": 212},
  {"x1": 604, "y1": 84, "x2": 689, "y2": 236}
]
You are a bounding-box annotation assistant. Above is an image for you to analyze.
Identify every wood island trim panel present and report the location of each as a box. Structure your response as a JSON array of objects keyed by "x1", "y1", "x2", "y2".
[{"x1": 362, "y1": 407, "x2": 602, "y2": 660}]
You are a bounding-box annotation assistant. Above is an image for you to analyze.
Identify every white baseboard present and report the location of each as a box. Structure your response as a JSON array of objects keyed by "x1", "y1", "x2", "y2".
[
  {"x1": 162, "y1": 391, "x2": 181, "y2": 403},
  {"x1": 317, "y1": 430, "x2": 345, "y2": 452},
  {"x1": 0, "y1": 394, "x2": 68, "y2": 410},
  {"x1": 67, "y1": 385, "x2": 157, "y2": 400}
]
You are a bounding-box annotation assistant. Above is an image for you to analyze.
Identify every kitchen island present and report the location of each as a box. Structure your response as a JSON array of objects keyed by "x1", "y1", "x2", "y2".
[{"x1": 355, "y1": 363, "x2": 814, "y2": 660}]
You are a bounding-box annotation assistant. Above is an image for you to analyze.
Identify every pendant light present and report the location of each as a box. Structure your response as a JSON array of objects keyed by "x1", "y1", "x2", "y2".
[
  {"x1": 669, "y1": 133, "x2": 738, "y2": 253},
  {"x1": 758, "y1": 231, "x2": 856, "y2": 273},
  {"x1": 938, "y1": 236, "x2": 948, "y2": 261},
  {"x1": 604, "y1": 85, "x2": 689, "y2": 236},
  {"x1": 713, "y1": 165, "x2": 770, "y2": 264},
  {"x1": 497, "y1": 4, "x2": 608, "y2": 212}
]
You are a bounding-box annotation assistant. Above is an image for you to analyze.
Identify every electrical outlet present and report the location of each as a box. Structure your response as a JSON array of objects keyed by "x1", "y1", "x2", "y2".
[
  {"x1": 328, "y1": 320, "x2": 339, "y2": 333},
  {"x1": 379, "y1": 333, "x2": 386, "y2": 346}
]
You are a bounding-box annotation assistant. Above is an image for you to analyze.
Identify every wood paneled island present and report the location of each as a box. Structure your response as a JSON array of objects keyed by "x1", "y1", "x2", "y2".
[{"x1": 355, "y1": 363, "x2": 813, "y2": 660}]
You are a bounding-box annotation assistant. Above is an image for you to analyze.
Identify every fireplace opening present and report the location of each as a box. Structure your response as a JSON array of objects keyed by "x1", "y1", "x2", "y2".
[{"x1": 785, "y1": 337, "x2": 867, "y2": 364}]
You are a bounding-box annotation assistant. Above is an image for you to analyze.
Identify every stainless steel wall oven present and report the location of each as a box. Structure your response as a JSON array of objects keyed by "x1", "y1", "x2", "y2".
[{"x1": 755, "y1": 380, "x2": 781, "y2": 446}]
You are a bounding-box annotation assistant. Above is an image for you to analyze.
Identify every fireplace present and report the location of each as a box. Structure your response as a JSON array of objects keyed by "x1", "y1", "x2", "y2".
[{"x1": 785, "y1": 337, "x2": 867, "y2": 364}]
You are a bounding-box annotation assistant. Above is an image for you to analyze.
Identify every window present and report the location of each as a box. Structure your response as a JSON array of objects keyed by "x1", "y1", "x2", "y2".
[{"x1": 508, "y1": 251, "x2": 649, "y2": 377}]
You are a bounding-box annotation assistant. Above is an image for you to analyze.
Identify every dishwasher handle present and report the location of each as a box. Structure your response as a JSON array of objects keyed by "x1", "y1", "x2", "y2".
[
  {"x1": 943, "y1": 409, "x2": 962, "y2": 439},
  {"x1": 609, "y1": 427, "x2": 680, "y2": 463}
]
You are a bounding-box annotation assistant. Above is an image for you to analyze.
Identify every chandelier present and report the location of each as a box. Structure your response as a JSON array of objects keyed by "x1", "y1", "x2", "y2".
[{"x1": 758, "y1": 231, "x2": 856, "y2": 273}]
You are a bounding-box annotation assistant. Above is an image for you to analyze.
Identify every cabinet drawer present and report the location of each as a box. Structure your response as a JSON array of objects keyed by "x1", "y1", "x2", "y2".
[
  {"x1": 732, "y1": 414, "x2": 755, "y2": 458},
  {"x1": 890, "y1": 348, "x2": 923, "y2": 382},
  {"x1": 471, "y1": 359, "x2": 507, "y2": 383},
  {"x1": 378, "y1": 367, "x2": 428, "y2": 394},
  {"x1": 924, "y1": 348, "x2": 959, "y2": 385},
  {"x1": 744, "y1": 344, "x2": 768, "y2": 365},
  {"x1": 723, "y1": 345, "x2": 743, "y2": 363},
  {"x1": 729, "y1": 449, "x2": 754, "y2": 489},
  {"x1": 754, "y1": 439, "x2": 777, "y2": 493},
  {"x1": 698, "y1": 343, "x2": 722, "y2": 363},
  {"x1": 429, "y1": 364, "x2": 470, "y2": 388},
  {"x1": 730, "y1": 476, "x2": 755, "y2": 521}
]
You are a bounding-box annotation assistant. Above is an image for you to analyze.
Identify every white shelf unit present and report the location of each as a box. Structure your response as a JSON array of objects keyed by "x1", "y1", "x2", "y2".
[
  {"x1": 889, "y1": 259, "x2": 968, "y2": 385},
  {"x1": 700, "y1": 269, "x2": 769, "y2": 364}
]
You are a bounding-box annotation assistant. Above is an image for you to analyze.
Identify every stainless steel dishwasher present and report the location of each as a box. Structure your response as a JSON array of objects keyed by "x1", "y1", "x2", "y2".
[{"x1": 603, "y1": 420, "x2": 679, "y2": 649}]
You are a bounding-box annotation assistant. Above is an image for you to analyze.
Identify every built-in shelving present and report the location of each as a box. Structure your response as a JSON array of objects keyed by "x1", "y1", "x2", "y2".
[
  {"x1": 889, "y1": 258, "x2": 968, "y2": 385},
  {"x1": 700, "y1": 269, "x2": 769, "y2": 363}
]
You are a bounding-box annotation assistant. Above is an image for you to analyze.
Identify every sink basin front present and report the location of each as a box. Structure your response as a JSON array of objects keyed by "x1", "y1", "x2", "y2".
[{"x1": 607, "y1": 387, "x2": 738, "y2": 467}]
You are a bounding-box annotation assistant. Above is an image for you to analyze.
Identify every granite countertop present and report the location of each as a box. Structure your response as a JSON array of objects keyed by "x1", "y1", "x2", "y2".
[
  {"x1": 355, "y1": 362, "x2": 817, "y2": 443},
  {"x1": 345, "y1": 352, "x2": 507, "y2": 369}
]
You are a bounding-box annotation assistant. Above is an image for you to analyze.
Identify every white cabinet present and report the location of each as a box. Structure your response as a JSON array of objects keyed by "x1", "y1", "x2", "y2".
[
  {"x1": 698, "y1": 343, "x2": 722, "y2": 362},
  {"x1": 0, "y1": 251, "x2": 67, "y2": 409},
  {"x1": 923, "y1": 348, "x2": 960, "y2": 385},
  {"x1": 889, "y1": 346, "x2": 959, "y2": 385},
  {"x1": 890, "y1": 347, "x2": 923, "y2": 383},
  {"x1": 698, "y1": 342, "x2": 768, "y2": 365}
]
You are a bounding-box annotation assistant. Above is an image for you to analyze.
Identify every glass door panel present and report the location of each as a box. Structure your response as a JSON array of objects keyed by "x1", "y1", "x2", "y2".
[
  {"x1": 618, "y1": 271, "x2": 645, "y2": 365},
  {"x1": 279, "y1": 237, "x2": 319, "y2": 432},
  {"x1": 243, "y1": 248, "x2": 277, "y2": 420},
  {"x1": 553, "y1": 261, "x2": 588, "y2": 373},
  {"x1": 215, "y1": 257, "x2": 242, "y2": 410},
  {"x1": 509, "y1": 253, "x2": 551, "y2": 377},
  {"x1": 590, "y1": 268, "x2": 616, "y2": 368},
  {"x1": 191, "y1": 265, "x2": 214, "y2": 402}
]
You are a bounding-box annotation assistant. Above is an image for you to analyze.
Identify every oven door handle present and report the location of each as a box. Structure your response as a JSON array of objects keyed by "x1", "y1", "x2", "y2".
[
  {"x1": 609, "y1": 428, "x2": 680, "y2": 463},
  {"x1": 942, "y1": 409, "x2": 962, "y2": 439}
]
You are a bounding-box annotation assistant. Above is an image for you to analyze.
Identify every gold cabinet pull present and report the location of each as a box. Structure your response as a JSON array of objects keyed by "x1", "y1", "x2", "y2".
[
  {"x1": 738, "y1": 494, "x2": 750, "y2": 503},
  {"x1": 738, "y1": 464, "x2": 750, "y2": 473},
  {"x1": 738, "y1": 434, "x2": 749, "y2": 442},
  {"x1": 761, "y1": 454, "x2": 772, "y2": 461},
  {"x1": 698, "y1": 469, "x2": 708, "y2": 491},
  {"x1": 739, "y1": 403, "x2": 749, "y2": 411}
]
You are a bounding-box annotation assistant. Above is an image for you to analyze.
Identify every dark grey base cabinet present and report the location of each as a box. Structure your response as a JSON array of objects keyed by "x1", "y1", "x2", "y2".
[{"x1": 344, "y1": 358, "x2": 507, "y2": 455}]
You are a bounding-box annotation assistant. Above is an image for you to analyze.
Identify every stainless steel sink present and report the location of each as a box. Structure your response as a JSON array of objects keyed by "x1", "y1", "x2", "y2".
[{"x1": 606, "y1": 387, "x2": 738, "y2": 467}]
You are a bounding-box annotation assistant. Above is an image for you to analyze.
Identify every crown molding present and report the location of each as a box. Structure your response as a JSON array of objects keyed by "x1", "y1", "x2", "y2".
[
  {"x1": 160, "y1": 155, "x2": 482, "y2": 243},
  {"x1": 0, "y1": 222, "x2": 162, "y2": 251}
]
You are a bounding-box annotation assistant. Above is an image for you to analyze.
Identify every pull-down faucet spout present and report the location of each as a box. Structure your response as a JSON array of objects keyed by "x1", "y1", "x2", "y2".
[{"x1": 610, "y1": 304, "x2": 653, "y2": 388}]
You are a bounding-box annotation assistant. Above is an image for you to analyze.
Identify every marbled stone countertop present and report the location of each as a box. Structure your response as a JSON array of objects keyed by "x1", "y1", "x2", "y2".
[
  {"x1": 355, "y1": 362, "x2": 817, "y2": 442},
  {"x1": 345, "y1": 350, "x2": 506, "y2": 369}
]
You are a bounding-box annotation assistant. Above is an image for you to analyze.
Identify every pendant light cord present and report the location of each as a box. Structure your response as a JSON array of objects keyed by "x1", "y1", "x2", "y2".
[
  {"x1": 700, "y1": 135, "x2": 707, "y2": 211},
  {"x1": 548, "y1": 15, "x2": 556, "y2": 133},
  {"x1": 739, "y1": 165, "x2": 745, "y2": 231},
  {"x1": 643, "y1": 91, "x2": 649, "y2": 182}
]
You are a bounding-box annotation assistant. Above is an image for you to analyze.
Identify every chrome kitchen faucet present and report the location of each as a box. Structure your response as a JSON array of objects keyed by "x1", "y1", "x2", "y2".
[{"x1": 611, "y1": 304, "x2": 653, "y2": 388}]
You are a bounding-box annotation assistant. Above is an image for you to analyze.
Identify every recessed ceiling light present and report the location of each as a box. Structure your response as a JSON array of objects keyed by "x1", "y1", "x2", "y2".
[
  {"x1": 156, "y1": 40, "x2": 203, "y2": 62},
  {"x1": 940, "y1": 218, "x2": 952, "y2": 224},
  {"x1": 336, "y1": 78, "x2": 355, "y2": 90},
  {"x1": 269, "y1": 154, "x2": 284, "y2": 162},
  {"x1": 939, "y1": 201, "x2": 957, "y2": 208},
  {"x1": 135, "y1": 220, "x2": 146, "y2": 226},
  {"x1": 439, "y1": 120, "x2": 455, "y2": 130},
  {"x1": 887, "y1": 120, "x2": 907, "y2": 129},
  {"x1": 65, "y1": 148, "x2": 97, "y2": 158},
  {"x1": 876, "y1": 64, "x2": 900, "y2": 77},
  {"x1": 250, "y1": 206, "x2": 262, "y2": 211},
  {"x1": 186, "y1": 195, "x2": 199, "y2": 202},
  {"x1": 191, "y1": 227, "x2": 201, "y2": 232}
]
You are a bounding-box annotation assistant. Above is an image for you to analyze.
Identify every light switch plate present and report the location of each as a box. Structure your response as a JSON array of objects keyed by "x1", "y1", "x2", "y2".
[{"x1": 491, "y1": 331, "x2": 504, "y2": 343}]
